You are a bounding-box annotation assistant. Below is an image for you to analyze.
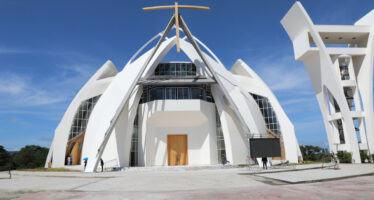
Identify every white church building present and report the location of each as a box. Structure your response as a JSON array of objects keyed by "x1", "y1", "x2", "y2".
[
  {"x1": 282, "y1": 2, "x2": 374, "y2": 163},
  {"x1": 45, "y1": 5, "x2": 302, "y2": 172}
]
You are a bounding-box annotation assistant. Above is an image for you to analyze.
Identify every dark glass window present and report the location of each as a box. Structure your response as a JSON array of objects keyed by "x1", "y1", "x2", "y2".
[
  {"x1": 68, "y1": 95, "x2": 101, "y2": 140},
  {"x1": 154, "y1": 62, "x2": 197, "y2": 77},
  {"x1": 140, "y1": 85, "x2": 214, "y2": 104},
  {"x1": 165, "y1": 88, "x2": 176, "y2": 99},
  {"x1": 150, "y1": 88, "x2": 164, "y2": 101},
  {"x1": 130, "y1": 111, "x2": 139, "y2": 166},
  {"x1": 215, "y1": 109, "x2": 227, "y2": 164},
  {"x1": 250, "y1": 93, "x2": 282, "y2": 136},
  {"x1": 177, "y1": 88, "x2": 189, "y2": 99},
  {"x1": 191, "y1": 88, "x2": 203, "y2": 99}
]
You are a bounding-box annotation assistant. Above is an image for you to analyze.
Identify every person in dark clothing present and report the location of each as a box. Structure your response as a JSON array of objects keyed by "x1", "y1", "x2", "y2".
[
  {"x1": 262, "y1": 157, "x2": 268, "y2": 169},
  {"x1": 84, "y1": 159, "x2": 88, "y2": 170},
  {"x1": 100, "y1": 159, "x2": 104, "y2": 172}
]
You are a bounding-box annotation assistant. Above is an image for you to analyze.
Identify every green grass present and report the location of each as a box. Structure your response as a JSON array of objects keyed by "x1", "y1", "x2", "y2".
[
  {"x1": 17, "y1": 167, "x2": 80, "y2": 172},
  {"x1": 286, "y1": 161, "x2": 322, "y2": 166}
]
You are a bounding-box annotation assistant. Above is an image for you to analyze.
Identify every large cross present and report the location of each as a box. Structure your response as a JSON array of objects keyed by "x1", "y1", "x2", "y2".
[{"x1": 143, "y1": 2, "x2": 210, "y2": 53}]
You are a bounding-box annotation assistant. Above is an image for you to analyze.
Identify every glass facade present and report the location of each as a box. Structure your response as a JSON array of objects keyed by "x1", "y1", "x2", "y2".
[
  {"x1": 68, "y1": 95, "x2": 101, "y2": 140},
  {"x1": 154, "y1": 63, "x2": 197, "y2": 77},
  {"x1": 140, "y1": 85, "x2": 214, "y2": 104},
  {"x1": 251, "y1": 93, "x2": 282, "y2": 136},
  {"x1": 215, "y1": 109, "x2": 227, "y2": 164},
  {"x1": 336, "y1": 119, "x2": 346, "y2": 144},
  {"x1": 130, "y1": 111, "x2": 139, "y2": 166}
]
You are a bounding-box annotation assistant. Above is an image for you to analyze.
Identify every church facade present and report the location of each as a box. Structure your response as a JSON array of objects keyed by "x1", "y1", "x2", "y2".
[{"x1": 45, "y1": 8, "x2": 302, "y2": 172}]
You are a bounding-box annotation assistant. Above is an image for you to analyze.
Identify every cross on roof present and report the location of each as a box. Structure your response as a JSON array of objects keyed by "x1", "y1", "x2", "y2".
[{"x1": 143, "y1": 2, "x2": 210, "y2": 53}]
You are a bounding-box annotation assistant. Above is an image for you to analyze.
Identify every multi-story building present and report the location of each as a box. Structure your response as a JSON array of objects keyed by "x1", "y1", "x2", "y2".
[{"x1": 282, "y1": 2, "x2": 374, "y2": 163}]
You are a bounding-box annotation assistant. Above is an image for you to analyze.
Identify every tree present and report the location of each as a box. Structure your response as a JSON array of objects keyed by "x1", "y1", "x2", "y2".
[
  {"x1": 0, "y1": 146, "x2": 11, "y2": 170},
  {"x1": 12, "y1": 145, "x2": 49, "y2": 169},
  {"x1": 300, "y1": 145, "x2": 329, "y2": 161}
]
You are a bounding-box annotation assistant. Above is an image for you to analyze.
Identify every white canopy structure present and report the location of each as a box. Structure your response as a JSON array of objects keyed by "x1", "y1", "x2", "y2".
[{"x1": 46, "y1": 8, "x2": 302, "y2": 172}]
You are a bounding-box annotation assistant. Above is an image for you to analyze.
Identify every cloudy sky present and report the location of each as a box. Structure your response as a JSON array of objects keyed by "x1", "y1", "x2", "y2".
[{"x1": 0, "y1": 0, "x2": 373, "y2": 151}]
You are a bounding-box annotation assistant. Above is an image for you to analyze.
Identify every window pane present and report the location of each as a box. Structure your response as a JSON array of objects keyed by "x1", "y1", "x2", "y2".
[
  {"x1": 191, "y1": 88, "x2": 202, "y2": 99},
  {"x1": 169, "y1": 63, "x2": 176, "y2": 76},
  {"x1": 181, "y1": 63, "x2": 187, "y2": 76},
  {"x1": 165, "y1": 88, "x2": 176, "y2": 99},
  {"x1": 150, "y1": 88, "x2": 164, "y2": 100},
  {"x1": 178, "y1": 88, "x2": 189, "y2": 99}
]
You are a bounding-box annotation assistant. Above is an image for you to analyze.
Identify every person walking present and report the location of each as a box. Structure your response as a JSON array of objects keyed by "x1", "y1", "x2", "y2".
[
  {"x1": 262, "y1": 157, "x2": 268, "y2": 170},
  {"x1": 67, "y1": 156, "x2": 71, "y2": 165},
  {"x1": 84, "y1": 158, "x2": 88, "y2": 170},
  {"x1": 100, "y1": 159, "x2": 104, "y2": 172}
]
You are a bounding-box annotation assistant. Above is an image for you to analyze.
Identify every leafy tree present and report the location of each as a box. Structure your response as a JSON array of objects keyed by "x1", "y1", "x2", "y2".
[
  {"x1": 0, "y1": 146, "x2": 11, "y2": 170},
  {"x1": 300, "y1": 145, "x2": 329, "y2": 161},
  {"x1": 12, "y1": 145, "x2": 49, "y2": 169}
]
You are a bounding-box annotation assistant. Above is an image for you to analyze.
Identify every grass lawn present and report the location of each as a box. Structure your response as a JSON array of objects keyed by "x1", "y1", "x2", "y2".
[{"x1": 286, "y1": 161, "x2": 322, "y2": 165}]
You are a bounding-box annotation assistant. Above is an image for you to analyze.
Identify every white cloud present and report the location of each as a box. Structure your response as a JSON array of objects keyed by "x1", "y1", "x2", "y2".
[
  {"x1": 253, "y1": 55, "x2": 310, "y2": 92},
  {"x1": 0, "y1": 72, "x2": 65, "y2": 107},
  {"x1": 0, "y1": 73, "x2": 27, "y2": 95},
  {"x1": 0, "y1": 47, "x2": 28, "y2": 54},
  {"x1": 280, "y1": 97, "x2": 315, "y2": 106},
  {"x1": 0, "y1": 47, "x2": 101, "y2": 108}
]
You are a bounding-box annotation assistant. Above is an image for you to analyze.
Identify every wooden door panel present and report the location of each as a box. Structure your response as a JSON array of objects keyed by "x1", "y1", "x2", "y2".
[{"x1": 168, "y1": 135, "x2": 188, "y2": 166}]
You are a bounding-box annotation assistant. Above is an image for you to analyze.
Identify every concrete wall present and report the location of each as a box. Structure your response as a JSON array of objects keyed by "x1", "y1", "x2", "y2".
[{"x1": 138, "y1": 100, "x2": 218, "y2": 166}]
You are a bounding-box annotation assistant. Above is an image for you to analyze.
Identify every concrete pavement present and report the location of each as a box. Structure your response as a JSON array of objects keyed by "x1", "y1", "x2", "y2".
[{"x1": 0, "y1": 164, "x2": 373, "y2": 199}]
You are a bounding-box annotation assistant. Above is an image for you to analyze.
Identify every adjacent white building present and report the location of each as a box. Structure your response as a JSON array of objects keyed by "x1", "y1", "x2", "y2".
[
  {"x1": 282, "y1": 2, "x2": 374, "y2": 163},
  {"x1": 45, "y1": 13, "x2": 302, "y2": 172}
]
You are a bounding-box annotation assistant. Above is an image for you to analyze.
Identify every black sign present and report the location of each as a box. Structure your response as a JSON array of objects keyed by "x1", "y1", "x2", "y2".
[{"x1": 249, "y1": 138, "x2": 281, "y2": 157}]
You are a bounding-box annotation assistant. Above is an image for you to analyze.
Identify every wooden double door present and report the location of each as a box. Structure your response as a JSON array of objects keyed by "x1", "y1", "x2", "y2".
[{"x1": 167, "y1": 135, "x2": 188, "y2": 166}]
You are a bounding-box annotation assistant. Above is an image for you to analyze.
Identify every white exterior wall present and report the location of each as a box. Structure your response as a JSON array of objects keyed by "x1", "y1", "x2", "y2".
[
  {"x1": 45, "y1": 61, "x2": 118, "y2": 168},
  {"x1": 138, "y1": 100, "x2": 217, "y2": 166},
  {"x1": 282, "y1": 2, "x2": 374, "y2": 163}
]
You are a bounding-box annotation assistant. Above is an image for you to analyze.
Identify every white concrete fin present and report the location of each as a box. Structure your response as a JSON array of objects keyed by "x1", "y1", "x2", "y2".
[
  {"x1": 355, "y1": 9, "x2": 374, "y2": 25},
  {"x1": 96, "y1": 60, "x2": 118, "y2": 80}
]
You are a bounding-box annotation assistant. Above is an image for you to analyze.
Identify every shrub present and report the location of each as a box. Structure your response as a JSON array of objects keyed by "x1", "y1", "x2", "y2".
[
  {"x1": 360, "y1": 150, "x2": 369, "y2": 163},
  {"x1": 337, "y1": 151, "x2": 352, "y2": 163}
]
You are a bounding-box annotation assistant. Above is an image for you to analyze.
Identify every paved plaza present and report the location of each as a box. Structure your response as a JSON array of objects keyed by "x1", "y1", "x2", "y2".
[{"x1": 0, "y1": 164, "x2": 373, "y2": 199}]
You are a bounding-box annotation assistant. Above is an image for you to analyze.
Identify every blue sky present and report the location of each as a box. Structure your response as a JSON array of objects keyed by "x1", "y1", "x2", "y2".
[{"x1": 0, "y1": 0, "x2": 373, "y2": 151}]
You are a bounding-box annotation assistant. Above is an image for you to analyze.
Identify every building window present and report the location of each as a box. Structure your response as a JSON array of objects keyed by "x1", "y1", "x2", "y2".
[
  {"x1": 140, "y1": 85, "x2": 214, "y2": 104},
  {"x1": 177, "y1": 88, "x2": 189, "y2": 99},
  {"x1": 130, "y1": 111, "x2": 139, "y2": 166},
  {"x1": 215, "y1": 108, "x2": 226, "y2": 164},
  {"x1": 165, "y1": 88, "x2": 176, "y2": 99},
  {"x1": 68, "y1": 95, "x2": 101, "y2": 140},
  {"x1": 336, "y1": 119, "x2": 345, "y2": 144},
  {"x1": 250, "y1": 93, "x2": 282, "y2": 136},
  {"x1": 154, "y1": 63, "x2": 197, "y2": 77}
]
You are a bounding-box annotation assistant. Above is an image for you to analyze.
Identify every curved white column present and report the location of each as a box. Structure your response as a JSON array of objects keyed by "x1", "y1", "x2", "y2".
[{"x1": 45, "y1": 61, "x2": 118, "y2": 168}]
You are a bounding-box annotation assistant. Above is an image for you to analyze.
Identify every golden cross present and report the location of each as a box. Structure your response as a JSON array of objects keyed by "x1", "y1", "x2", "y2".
[{"x1": 143, "y1": 2, "x2": 210, "y2": 53}]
